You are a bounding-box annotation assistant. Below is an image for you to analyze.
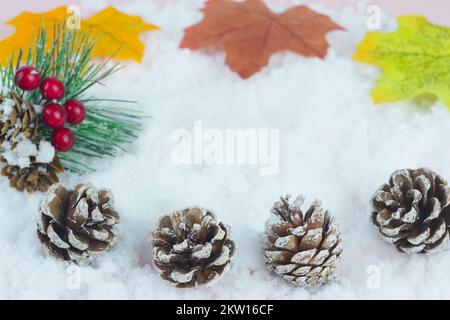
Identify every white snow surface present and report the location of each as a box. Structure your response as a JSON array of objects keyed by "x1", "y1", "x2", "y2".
[
  {"x1": 1, "y1": 0, "x2": 450, "y2": 299},
  {"x1": 3, "y1": 139, "x2": 55, "y2": 168}
]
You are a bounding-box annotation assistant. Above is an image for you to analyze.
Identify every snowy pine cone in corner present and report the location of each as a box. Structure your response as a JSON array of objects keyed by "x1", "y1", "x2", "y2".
[
  {"x1": 0, "y1": 91, "x2": 63, "y2": 193},
  {"x1": 264, "y1": 195, "x2": 343, "y2": 287},
  {"x1": 0, "y1": 92, "x2": 38, "y2": 146},
  {"x1": 37, "y1": 183, "x2": 120, "y2": 261},
  {"x1": 151, "y1": 207, "x2": 235, "y2": 288},
  {"x1": 371, "y1": 168, "x2": 450, "y2": 254},
  {"x1": 1, "y1": 155, "x2": 63, "y2": 193}
]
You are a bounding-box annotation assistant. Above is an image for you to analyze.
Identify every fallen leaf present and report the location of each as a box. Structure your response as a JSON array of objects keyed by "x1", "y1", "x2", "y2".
[
  {"x1": 354, "y1": 15, "x2": 450, "y2": 108},
  {"x1": 0, "y1": 7, "x2": 67, "y2": 63},
  {"x1": 180, "y1": 0, "x2": 343, "y2": 78},
  {"x1": 83, "y1": 7, "x2": 159, "y2": 62},
  {"x1": 0, "y1": 6, "x2": 158, "y2": 63}
]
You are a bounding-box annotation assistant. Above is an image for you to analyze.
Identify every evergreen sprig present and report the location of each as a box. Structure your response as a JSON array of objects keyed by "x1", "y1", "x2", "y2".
[{"x1": 0, "y1": 23, "x2": 144, "y2": 173}]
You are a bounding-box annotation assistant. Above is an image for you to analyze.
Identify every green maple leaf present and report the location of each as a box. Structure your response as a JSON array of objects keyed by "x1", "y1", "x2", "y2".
[{"x1": 353, "y1": 15, "x2": 450, "y2": 108}]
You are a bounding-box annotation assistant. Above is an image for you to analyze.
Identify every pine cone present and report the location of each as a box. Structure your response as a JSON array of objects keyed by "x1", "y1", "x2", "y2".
[
  {"x1": 264, "y1": 195, "x2": 343, "y2": 287},
  {"x1": 0, "y1": 92, "x2": 38, "y2": 146},
  {"x1": 1, "y1": 155, "x2": 64, "y2": 193},
  {"x1": 371, "y1": 168, "x2": 450, "y2": 254},
  {"x1": 151, "y1": 207, "x2": 235, "y2": 288},
  {"x1": 37, "y1": 183, "x2": 120, "y2": 262}
]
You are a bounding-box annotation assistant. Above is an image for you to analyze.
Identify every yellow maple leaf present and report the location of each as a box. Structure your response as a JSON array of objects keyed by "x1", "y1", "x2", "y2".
[
  {"x1": 0, "y1": 6, "x2": 158, "y2": 63},
  {"x1": 0, "y1": 7, "x2": 67, "y2": 62},
  {"x1": 354, "y1": 16, "x2": 450, "y2": 108},
  {"x1": 83, "y1": 7, "x2": 159, "y2": 62}
]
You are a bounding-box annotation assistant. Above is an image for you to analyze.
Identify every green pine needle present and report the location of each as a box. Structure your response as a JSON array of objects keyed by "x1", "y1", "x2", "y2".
[{"x1": 0, "y1": 22, "x2": 145, "y2": 173}]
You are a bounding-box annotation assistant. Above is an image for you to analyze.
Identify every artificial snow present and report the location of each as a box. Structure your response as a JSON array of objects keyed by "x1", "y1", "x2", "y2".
[
  {"x1": 1, "y1": 0, "x2": 450, "y2": 299},
  {"x1": 35, "y1": 141, "x2": 55, "y2": 164},
  {"x1": 2, "y1": 138, "x2": 55, "y2": 168},
  {"x1": 0, "y1": 98, "x2": 15, "y2": 122},
  {"x1": 3, "y1": 138, "x2": 37, "y2": 168}
]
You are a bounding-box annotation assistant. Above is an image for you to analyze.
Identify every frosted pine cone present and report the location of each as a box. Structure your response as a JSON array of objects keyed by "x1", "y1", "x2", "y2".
[
  {"x1": 1, "y1": 155, "x2": 63, "y2": 193},
  {"x1": 264, "y1": 195, "x2": 343, "y2": 287},
  {"x1": 151, "y1": 207, "x2": 235, "y2": 288},
  {"x1": 37, "y1": 183, "x2": 120, "y2": 261},
  {"x1": 0, "y1": 92, "x2": 38, "y2": 146},
  {"x1": 371, "y1": 168, "x2": 450, "y2": 254}
]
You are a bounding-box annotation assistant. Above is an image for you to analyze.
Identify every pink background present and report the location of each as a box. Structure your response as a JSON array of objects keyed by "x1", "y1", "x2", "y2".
[
  {"x1": 0, "y1": 0, "x2": 448, "y2": 38},
  {"x1": 0, "y1": 0, "x2": 448, "y2": 24}
]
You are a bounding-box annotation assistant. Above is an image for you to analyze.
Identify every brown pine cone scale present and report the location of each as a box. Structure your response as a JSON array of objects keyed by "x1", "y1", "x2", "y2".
[
  {"x1": 151, "y1": 207, "x2": 235, "y2": 288},
  {"x1": 371, "y1": 168, "x2": 450, "y2": 254},
  {"x1": 37, "y1": 183, "x2": 120, "y2": 261},
  {"x1": 0, "y1": 92, "x2": 38, "y2": 146},
  {"x1": 1, "y1": 155, "x2": 64, "y2": 193}
]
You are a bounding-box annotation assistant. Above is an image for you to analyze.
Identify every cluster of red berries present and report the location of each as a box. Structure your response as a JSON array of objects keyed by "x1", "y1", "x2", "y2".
[{"x1": 15, "y1": 66, "x2": 87, "y2": 152}]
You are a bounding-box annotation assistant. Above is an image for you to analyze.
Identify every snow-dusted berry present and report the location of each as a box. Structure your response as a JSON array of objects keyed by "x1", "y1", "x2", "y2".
[
  {"x1": 42, "y1": 103, "x2": 67, "y2": 129},
  {"x1": 64, "y1": 99, "x2": 86, "y2": 125},
  {"x1": 15, "y1": 66, "x2": 41, "y2": 91},
  {"x1": 51, "y1": 127, "x2": 75, "y2": 152},
  {"x1": 40, "y1": 77, "x2": 65, "y2": 100}
]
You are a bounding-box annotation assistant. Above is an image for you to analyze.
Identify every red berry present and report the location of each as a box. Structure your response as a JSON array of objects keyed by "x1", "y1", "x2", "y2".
[
  {"x1": 64, "y1": 99, "x2": 86, "y2": 125},
  {"x1": 40, "y1": 77, "x2": 65, "y2": 100},
  {"x1": 15, "y1": 66, "x2": 41, "y2": 91},
  {"x1": 51, "y1": 128, "x2": 75, "y2": 152},
  {"x1": 42, "y1": 103, "x2": 67, "y2": 129}
]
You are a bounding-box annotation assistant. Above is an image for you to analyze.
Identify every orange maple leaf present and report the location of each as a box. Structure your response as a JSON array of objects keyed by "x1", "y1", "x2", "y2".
[
  {"x1": 180, "y1": 0, "x2": 343, "y2": 78},
  {"x1": 0, "y1": 7, "x2": 158, "y2": 63}
]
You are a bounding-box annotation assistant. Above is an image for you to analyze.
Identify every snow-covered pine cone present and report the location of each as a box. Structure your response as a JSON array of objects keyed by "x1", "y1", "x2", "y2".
[
  {"x1": 264, "y1": 195, "x2": 343, "y2": 287},
  {"x1": 37, "y1": 183, "x2": 120, "y2": 261},
  {"x1": 151, "y1": 207, "x2": 235, "y2": 288},
  {"x1": 0, "y1": 92, "x2": 38, "y2": 146},
  {"x1": 371, "y1": 168, "x2": 450, "y2": 254},
  {"x1": 1, "y1": 155, "x2": 64, "y2": 193}
]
